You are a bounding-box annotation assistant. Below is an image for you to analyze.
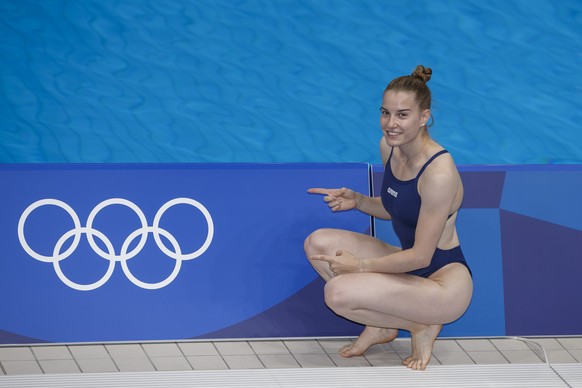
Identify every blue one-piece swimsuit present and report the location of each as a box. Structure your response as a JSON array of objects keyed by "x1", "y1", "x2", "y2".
[{"x1": 380, "y1": 148, "x2": 471, "y2": 278}]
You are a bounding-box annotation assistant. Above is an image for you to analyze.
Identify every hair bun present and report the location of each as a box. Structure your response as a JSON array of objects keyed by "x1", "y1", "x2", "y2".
[{"x1": 411, "y1": 65, "x2": 432, "y2": 82}]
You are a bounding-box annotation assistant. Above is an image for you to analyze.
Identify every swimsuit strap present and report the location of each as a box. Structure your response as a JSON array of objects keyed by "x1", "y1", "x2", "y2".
[
  {"x1": 415, "y1": 150, "x2": 449, "y2": 179},
  {"x1": 387, "y1": 146, "x2": 395, "y2": 164}
]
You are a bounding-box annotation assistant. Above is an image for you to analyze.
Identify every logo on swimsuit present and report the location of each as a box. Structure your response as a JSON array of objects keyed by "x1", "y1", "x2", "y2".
[{"x1": 387, "y1": 187, "x2": 398, "y2": 198}]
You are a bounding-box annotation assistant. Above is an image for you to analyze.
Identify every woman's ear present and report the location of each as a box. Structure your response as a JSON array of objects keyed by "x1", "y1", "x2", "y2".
[{"x1": 421, "y1": 109, "x2": 431, "y2": 126}]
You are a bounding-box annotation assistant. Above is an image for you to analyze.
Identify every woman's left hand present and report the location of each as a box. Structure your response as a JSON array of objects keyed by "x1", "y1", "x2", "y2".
[{"x1": 310, "y1": 250, "x2": 362, "y2": 276}]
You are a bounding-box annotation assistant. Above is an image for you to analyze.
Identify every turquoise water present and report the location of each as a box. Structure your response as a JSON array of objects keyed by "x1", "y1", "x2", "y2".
[{"x1": 1, "y1": 0, "x2": 581, "y2": 164}]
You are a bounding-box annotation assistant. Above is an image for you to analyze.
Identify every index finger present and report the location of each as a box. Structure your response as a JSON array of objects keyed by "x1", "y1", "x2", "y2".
[
  {"x1": 309, "y1": 254, "x2": 333, "y2": 263},
  {"x1": 307, "y1": 188, "x2": 334, "y2": 195}
]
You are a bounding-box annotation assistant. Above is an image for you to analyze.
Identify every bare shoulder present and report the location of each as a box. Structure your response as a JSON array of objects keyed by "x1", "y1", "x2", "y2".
[
  {"x1": 419, "y1": 150, "x2": 461, "y2": 195},
  {"x1": 379, "y1": 137, "x2": 390, "y2": 165}
]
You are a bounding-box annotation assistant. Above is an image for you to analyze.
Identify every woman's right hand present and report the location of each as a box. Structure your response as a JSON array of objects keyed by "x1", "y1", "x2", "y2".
[{"x1": 307, "y1": 187, "x2": 359, "y2": 212}]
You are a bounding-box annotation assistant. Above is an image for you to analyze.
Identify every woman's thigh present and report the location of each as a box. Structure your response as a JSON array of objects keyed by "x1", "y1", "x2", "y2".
[
  {"x1": 305, "y1": 228, "x2": 401, "y2": 258},
  {"x1": 325, "y1": 263, "x2": 473, "y2": 325},
  {"x1": 305, "y1": 228, "x2": 401, "y2": 280}
]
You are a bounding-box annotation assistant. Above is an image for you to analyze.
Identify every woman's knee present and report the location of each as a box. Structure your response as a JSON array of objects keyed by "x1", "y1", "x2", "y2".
[
  {"x1": 304, "y1": 228, "x2": 336, "y2": 256},
  {"x1": 323, "y1": 277, "x2": 352, "y2": 314}
]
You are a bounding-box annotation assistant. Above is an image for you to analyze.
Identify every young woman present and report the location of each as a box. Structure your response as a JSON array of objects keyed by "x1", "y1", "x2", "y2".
[{"x1": 305, "y1": 65, "x2": 473, "y2": 371}]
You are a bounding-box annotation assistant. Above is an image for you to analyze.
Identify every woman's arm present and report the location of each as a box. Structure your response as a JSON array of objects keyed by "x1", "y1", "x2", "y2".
[
  {"x1": 354, "y1": 193, "x2": 392, "y2": 220},
  {"x1": 307, "y1": 187, "x2": 392, "y2": 219}
]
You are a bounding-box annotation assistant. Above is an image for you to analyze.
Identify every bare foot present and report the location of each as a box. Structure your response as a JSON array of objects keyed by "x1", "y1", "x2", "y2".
[
  {"x1": 402, "y1": 324, "x2": 442, "y2": 370},
  {"x1": 340, "y1": 326, "x2": 398, "y2": 358}
]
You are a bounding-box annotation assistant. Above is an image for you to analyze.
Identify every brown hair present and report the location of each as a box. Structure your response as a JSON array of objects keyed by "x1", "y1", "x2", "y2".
[{"x1": 385, "y1": 65, "x2": 432, "y2": 112}]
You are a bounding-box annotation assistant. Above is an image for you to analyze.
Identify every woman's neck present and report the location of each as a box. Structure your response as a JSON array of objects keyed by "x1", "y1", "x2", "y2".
[{"x1": 397, "y1": 134, "x2": 430, "y2": 165}]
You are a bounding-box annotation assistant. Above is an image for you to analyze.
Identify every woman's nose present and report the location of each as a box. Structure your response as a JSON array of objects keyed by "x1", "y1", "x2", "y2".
[{"x1": 387, "y1": 116, "x2": 397, "y2": 128}]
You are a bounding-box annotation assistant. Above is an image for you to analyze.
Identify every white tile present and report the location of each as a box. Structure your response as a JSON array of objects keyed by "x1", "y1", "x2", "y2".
[
  {"x1": 214, "y1": 341, "x2": 254, "y2": 356},
  {"x1": 187, "y1": 355, "x2": 229, "y2": 370},
  {"x1": 363, "y1": 342, "x2": 396, "y2": 356},
  {"x1": 39, "y1": 359, "x2": 80, "y2": 374},
  {"x1": 294, "y1": 353, "x2": 335, "y2": 368},
  {"x1": 68, "y1": 345, "x2": 109, "y2": 359},
  {"x1": 390, "y1": 339, "x2": 412, "y2": 355},
  {"x1": 500, "y1": 350, "x2": 544, "y2": 364},
  {"x1": 546, "y1": 349, "x2": 577, "y2": 363},
  {"x1": 433, "y1": 339, "x2": 463, "y2": 353},
  {"x1": 568, "y1": 349, "x2": 582, "y2": 362},
  {"x1": 142, "y1": 343, "x2": 182, "y2": 357},
  {"x1": 77, "y1": 358, "x2": 118, "y2": 373},
  {"x1": 179, "y1": 342, "x2": 219, "y2": 356},
  {"x1": 457, "y1": 339, "x2": 496, "y2": 352},
  {"x1": 150, "y1": 356, "x2": 192, "y2": 371},
  {"x1": 328, "y1": 353, "x2": 371, "y2": 367},
  {"x1": 317, "y1": 339, "x2": 352, "y2": 354},
  {"x1": 526, "y1": 338, "x2": 565, "y2": 350},
  {"x1": 32, "y1": 346, "x2": 73, "y2": 360},
  {"x1": 519, "y1": 342, "x2": 549, "y2": 362},
  {"x1": 490, "y1": 338, "x2": 530, "y2": 351},
  {"x1": 284, "y1": 340, "x2": 324, "y2": 354},
  {"x1": 369, "y1": 342, "x2": 396, "y2": 353},
  {"x1": 432, "y1": 348, "x2": 466, "y2": 360},
  {"x1": 467, "y1": 350, "x2": 509, "y2": 364},
  {"x1": 106, "y1": 344, "x2": 147, "y2": 358},
  {"x1": 0, "y1": 347, "x2": 35, "y2": 361},
  {"x1": 114, "y1": 357, "x2": 156, "y2": 372},
  {"x1": 392, "y1": 348, "x2": 412, "y2": 359},
  {"x1": 434, "y1": 351, "x2": 475, "y2": 365},
  {"x1": 222, "y1": 355, "x2": 264, "y2": 369},
  {"x1": 250, "y1": 341, "x2": 289, "y2": 355},
  {"x1": 258, "y1": 354, "x2": 300, "y2": 368},
  {"x1": 2, "y1": 360, "x2": 43, "y2": 375},
  {"x1": 426, "y1": 356, "x2": 441, "y2": 366},
  {"x1": 557, "y1": 337, "x2": 582, "y2": 349},
  {"x1": 364, "y1": 351, "x2": 403, "y2": 367}
]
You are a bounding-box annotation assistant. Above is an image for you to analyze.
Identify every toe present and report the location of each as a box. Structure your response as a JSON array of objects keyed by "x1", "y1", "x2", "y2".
[{"x1": 339, "y1": 344, "x2": 355, "y2": 358}]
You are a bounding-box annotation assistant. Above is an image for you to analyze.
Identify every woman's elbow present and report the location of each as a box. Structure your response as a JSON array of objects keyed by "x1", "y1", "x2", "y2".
[{"x1": 412, "y1": 249, "x2": 434, "y2": 270}]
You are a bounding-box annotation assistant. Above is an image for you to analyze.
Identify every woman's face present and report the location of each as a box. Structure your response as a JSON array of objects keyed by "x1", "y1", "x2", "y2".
[{"x1": 380, "y1": 90, "x2": 430, "y2": 147}]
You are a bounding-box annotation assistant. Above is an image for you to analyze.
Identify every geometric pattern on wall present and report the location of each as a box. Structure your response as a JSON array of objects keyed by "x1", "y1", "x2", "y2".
[
  {"x1": 500, "y1": 169, "x2": 582, "y2": 336},
  {"x1": 168, "y1": 166, "x2": 582, "y2": 339}
]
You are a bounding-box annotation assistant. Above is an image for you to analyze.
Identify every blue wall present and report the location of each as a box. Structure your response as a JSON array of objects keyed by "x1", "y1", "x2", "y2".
[
  {"x1": 1, "y1": 163, "x2": 580, "y2": 344},
  {"x1": 0, "y1": 163, "x2": 370, "y2": 343}
]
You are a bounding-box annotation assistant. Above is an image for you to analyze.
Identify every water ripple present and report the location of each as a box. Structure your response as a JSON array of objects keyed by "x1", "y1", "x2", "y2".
[{"x1": 0, "y1": 0, "x2": 580, "y2": 163}]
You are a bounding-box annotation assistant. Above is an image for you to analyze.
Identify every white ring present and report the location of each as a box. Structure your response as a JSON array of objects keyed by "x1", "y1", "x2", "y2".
[
  {"x1": 18, "y1": 197, "x2": 214, "y2": 290},
  {"x1": 86, "y1": 198, "x2": 149, "y2": 262},
  {"x1": 121, "y1": 227, "x2": 182, "y2": 290},
  {"x1": 53, "y1": 227, "x2": 116, "y2": 291},
  {"x1": 153, "y1": 198, "x2": 214, "y2": 261},
  {"x1": 17, "y1": 199, "x2": 82, "y2": 263}
]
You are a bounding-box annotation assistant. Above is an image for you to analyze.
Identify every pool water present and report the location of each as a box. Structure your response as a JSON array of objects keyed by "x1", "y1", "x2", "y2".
[{"x1": 1, "y1": 0, "x2": 581, "y2": 164}]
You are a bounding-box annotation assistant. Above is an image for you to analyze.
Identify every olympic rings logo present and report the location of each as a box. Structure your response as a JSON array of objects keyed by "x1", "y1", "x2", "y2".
[{"x1": 17, "y1": 198, "x2": 214, "y2": 291}]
